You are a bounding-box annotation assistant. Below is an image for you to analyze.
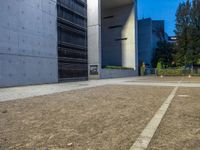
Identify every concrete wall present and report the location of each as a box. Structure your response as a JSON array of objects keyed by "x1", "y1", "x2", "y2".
[
  {"x1": 102, "y1": 5, "x2": 128, "y2": 66},
  {"x1": 102, "y1": 4, "x2": 137, "y2": 69},
  {"x1": 101, "y1": 69, "x2": 138, "y2": 79},
  {"x1": 0, "y1": 0, "x2": 58, "y2": 87}
]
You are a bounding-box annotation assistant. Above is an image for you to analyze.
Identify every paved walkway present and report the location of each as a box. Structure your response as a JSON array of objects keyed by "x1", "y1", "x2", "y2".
[
  {"x1": 0, "y1": 77, "x2": 137, "y2": 102},
  {"x1": 1, "y1": 77, "x2": 200, "y2": 102}
]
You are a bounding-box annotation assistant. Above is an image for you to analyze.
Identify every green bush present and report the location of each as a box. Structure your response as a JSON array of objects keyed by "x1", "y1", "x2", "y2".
[
  {"x1": 157, "y1": 68, "x2": 191, "y2": 76},
  {"x1": 156, "y1": 62, "x2": 162, "y2": 70}
]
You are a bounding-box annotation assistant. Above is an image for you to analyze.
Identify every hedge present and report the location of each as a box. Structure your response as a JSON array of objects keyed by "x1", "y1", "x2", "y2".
[{"x1": 157, "y1": 68, "x2": 191, "y2": 76}]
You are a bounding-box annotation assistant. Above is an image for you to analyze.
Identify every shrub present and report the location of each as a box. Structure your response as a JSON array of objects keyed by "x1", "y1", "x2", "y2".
[
  {"x1": 156, "y1": 62, "x2": 162, "y2": 70},
  {"x1": 157, "y1": 68, "x2": 191, "y2": 76}
]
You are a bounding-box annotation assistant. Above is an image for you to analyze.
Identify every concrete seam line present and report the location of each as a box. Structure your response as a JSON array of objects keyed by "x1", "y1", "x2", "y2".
[{"x1": 129, "y1": 86, "x2": 179, "y2": 150}]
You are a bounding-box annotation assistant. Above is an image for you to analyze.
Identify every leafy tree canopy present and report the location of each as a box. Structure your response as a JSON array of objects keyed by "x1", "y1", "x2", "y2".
[{"x1": 175, "y1": 0, "x2": 200, "y2": 66}]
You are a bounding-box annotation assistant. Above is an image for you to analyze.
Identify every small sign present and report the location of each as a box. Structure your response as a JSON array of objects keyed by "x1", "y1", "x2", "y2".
[{"x1": 90, "y1": 65, "x2": 99, "y2": 75}]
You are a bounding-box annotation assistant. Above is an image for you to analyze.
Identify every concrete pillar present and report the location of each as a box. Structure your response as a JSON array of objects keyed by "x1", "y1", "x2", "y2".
[{"x1": 87, "y1": 0, "x2": 102, "y2": 79}]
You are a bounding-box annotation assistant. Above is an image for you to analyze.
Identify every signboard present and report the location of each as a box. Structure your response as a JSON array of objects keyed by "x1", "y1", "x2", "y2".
[{"x1": 90, "y1": 65, "x2": 99, "y2": 75}]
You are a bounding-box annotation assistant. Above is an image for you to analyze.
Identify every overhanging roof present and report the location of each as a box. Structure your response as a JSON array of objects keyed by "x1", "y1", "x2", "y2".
[{"x1": 101, "y1": 0, "x2": 134, "y2": 10}]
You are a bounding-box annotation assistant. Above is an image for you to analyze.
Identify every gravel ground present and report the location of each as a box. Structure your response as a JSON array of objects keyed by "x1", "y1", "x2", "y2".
[
  {"x1": 148, "y1": 87, "x2": 200, "y2": 150},
  {"x1": 0, "y1": 85, "x2": 172, "y2": 150}
]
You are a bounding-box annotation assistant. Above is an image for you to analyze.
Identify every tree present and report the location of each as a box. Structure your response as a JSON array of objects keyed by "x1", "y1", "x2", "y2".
[
  {"x1": 175, "y1": 0, "x2": 191, "y2": 66},
  {"x1": 175, "y1": 0, "x2": 200, "y2": 66},
  {"x1": 153, "y1": 40, "x2": 175, "y2": 68},
  {"x1": 189, "y1": 0, "x2": 200, "y2": 64}
]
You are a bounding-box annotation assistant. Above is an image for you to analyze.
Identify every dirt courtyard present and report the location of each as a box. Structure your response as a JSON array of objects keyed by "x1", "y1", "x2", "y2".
[
  {"x1": 0, "y1": 85, "x2": 172, "y2": 150},
  {"x1": 1, "y1": 76, "x2": 200, "y2": 150},
  {"x1": 148, "y1": 87, "x2": 200, "y2": 150}
]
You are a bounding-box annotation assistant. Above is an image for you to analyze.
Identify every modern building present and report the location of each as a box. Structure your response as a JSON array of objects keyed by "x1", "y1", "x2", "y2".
[
  {"x1": 138, "y1": 18, "x2": 166, "y2": 67},
  {"x1": 0, "y1": 0, "x2": 138, "y2": 87}
]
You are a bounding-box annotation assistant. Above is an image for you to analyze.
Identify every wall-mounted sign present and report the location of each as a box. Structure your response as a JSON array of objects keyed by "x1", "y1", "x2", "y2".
[{"x1": 90, "y1": 65, "x2": 99, "y2": 75}]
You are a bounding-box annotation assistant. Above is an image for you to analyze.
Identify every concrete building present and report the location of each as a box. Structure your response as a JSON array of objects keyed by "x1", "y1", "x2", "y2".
[
  {"x1": 138, "y1": 18, "x2": 166, "y2": 67},
  {"x1": 88, "y1": 0, "x2": 138, "y2": 79},
  {"x1": 0, "y1": 0, "x2": 138, "y2": 87}
]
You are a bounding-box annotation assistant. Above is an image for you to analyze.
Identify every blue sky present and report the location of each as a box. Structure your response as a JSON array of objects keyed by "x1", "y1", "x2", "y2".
[{"x1": 138, "y1": 0, "x2": 184, "y2": 36}]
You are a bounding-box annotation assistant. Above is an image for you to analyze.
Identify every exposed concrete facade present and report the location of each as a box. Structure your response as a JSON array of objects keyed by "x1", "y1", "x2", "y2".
[
  {"x1": 101, "y1": 69, "x2": 138, "y2": 79},
  {"x1": 88, "y1": 0, "x2": 138, "y2": 79},
  {"x1": 0, "y1": 0, "x2": 58, "y2": 87},
  {"x1": 0, "y1": 0, "x2": 138, "y2": 87},
  {"x1": 102, "y1": 5, "x2": 136, "y2": 68}
]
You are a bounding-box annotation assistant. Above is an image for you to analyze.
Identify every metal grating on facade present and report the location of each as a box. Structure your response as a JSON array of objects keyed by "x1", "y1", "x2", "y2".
[{"x1": 57, "y1": 0, "x2": 88, "y2": 81}]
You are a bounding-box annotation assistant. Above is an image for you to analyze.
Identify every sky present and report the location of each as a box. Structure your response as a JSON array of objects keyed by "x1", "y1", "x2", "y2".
[{"x1": 138, "y1": 0, "x2": 184, "y2": 36}]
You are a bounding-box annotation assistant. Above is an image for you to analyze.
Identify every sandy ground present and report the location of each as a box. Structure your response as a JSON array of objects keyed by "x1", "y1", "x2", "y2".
[
  {"x1": 148, "y1": 87, "x2": 200, "y2": 150},
  {"x1": 0, "y1": 85, "x2": 172, "y2": 150}
]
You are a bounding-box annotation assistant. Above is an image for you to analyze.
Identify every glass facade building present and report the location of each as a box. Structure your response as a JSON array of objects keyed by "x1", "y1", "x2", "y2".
[{"x1": 57, "y1": 0, "x2": 88, "y2": 81}]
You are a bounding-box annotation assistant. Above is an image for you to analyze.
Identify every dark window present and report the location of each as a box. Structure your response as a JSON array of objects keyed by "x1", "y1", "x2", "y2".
[
  {"x1": 109, "y1": 25, "x2": 123, "y2": 29},
  {"x1": 103, "y1": 16, "x2": 114, "y2": 19},
  {"x1": 115, "y1": 38, "x2": 128, "y2": 41},
  {"x1": 57, "y1": 0, "x2": 88, "y2": 81}
]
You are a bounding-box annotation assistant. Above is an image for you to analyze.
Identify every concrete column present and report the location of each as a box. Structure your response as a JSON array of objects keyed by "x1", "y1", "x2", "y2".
[
  {"x1": 121, "y1": 2, "x2": 138, "y2": 70},
  {"x1": 87, "y1": 0, "x2": 102, "y2": 79}
]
